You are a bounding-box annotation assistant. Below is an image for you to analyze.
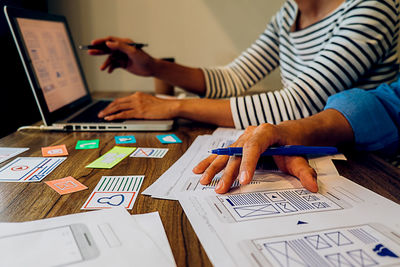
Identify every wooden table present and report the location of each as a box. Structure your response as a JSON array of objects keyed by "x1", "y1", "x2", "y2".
[{"x1": 0, "y1": 121, "x2": 400, "y2": 267}]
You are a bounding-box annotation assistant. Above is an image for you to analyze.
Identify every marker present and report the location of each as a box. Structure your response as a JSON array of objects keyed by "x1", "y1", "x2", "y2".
[
  {"x1": 211, "y1": 145, "x2": 338, "y2": 156},
  {"x1": 79, "y1": 42, "x2": 148, "y2": 52}
]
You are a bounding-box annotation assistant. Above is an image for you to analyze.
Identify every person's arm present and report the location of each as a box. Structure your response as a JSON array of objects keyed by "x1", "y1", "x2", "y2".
[
  {"x1": 224, "y1": 0, "x2": 399, "y2": 129},
  {"x1": 89, "y1": 36, "x2": 207, "y2": 95},
  {"x1": 194, "y1": 83, "x2": 400, "y2": 194},
  {"x1": 193, "y1": 108, "x2": 354, "y2": 194},
  {"x1": 97, "y1": 92, "x2": 235, "y2": 127}
]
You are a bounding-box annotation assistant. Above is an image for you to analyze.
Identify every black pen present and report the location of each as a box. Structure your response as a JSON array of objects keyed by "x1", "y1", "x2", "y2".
[{"x1": 79, "y1": 42, "x2": 148, "y2": 52}]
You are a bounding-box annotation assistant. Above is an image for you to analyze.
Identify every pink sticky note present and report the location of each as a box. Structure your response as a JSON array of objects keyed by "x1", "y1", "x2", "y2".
[
  {"x1": 42, "y1": 144, "x2": 69, "y2": 157},
  {"x1": 45, "y1": 176, "x2": 87, "y2": 195}
]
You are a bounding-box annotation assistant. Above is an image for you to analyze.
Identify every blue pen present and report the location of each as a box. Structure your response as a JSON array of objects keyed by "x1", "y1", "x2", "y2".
[{"x1": 211, "y1": 145, "x2": 338, "y2": 156}]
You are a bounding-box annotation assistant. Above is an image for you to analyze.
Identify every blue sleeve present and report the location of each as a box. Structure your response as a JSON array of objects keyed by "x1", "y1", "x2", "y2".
[{"x1": 324, "y1": 88, "x2": 399, "y2": 152}]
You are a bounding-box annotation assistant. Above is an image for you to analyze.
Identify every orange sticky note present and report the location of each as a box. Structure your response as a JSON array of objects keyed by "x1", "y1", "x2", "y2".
[
  {"x1": 42, "y1": 144, "x2": 69, "y2": 157},
  {"x1": 45, "y1": 176, "x2": 87, "y2": 195}
]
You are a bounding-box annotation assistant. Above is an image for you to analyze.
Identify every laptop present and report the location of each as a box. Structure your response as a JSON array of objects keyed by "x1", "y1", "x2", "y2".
[{"x1": 4, "y1": 6, "x2": 173, "y2": 131}]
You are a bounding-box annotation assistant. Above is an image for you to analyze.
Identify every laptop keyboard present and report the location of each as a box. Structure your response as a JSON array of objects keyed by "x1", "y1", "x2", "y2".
[{"x1": 68, "y1": 100, "x2": 124, "y2": 123}]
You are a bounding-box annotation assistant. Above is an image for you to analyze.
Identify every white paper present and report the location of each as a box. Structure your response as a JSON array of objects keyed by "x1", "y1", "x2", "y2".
[
  {"x1": 178, "y1": 175, "x2": 400, "y2": 267},
  {"x1": 81, "y1": 176, "x2": 144, "y2": 210},
  {"x1": 143, "y1": 127, "x2": 345, "y2": 201},
  {"x1": 132, "y1": 212, "x2": 176, "y2": 265},
  {"x1": 0, "y1": 147, "x2": 29, "y2": 164},
  {"x1": 0, "y1": 157, "x2": 66, "y2": 182},
  {"x1": 0, "y1": 208, "x2": 173, "y2": 267},
  {"x1": 130, "y1": 148, "x2": 169, "y2": 158}
]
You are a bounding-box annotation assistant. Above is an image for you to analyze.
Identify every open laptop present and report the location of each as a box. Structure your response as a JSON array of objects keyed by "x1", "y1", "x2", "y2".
[{"x1": 4, "y1": 6, "x2": 173, "y2": 131}]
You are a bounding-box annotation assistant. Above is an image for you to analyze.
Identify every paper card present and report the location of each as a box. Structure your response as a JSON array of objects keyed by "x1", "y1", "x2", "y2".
[
  {"x1": 0, "y1": 147, "x2": 29, "y2": 164},
  {"x1": 130, "y1": 148, "x2": 169, "y2": 158},
  {"x1": 41, "y1": 144, "x2": 68, "y2": 157},
  {"x1": 45, "y1": 176, "x2": 87, "y2": 195},
  {"x1": 85, "y1": 146, "x2": 136, "y2": 169},
  {"x1": 0, "y1": 157, "x2": 66, "y2": 182},
  {"x1": 115, "y1": 135, "x2": 136, "y2": 144},
  {"x1": 156, "y1": 134, "x2": 182, "y2": 144},
  {"x1": 75, "y1": 139, "x2": 99, "y2": 150},
  {"x1": 81, "y1": 175, "x2": 144, "y2": 210}
]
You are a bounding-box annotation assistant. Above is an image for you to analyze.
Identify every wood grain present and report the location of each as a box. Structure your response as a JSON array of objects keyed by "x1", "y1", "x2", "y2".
[{"x1": 0, "y1": 119, "x2": 399, "y2": 266}]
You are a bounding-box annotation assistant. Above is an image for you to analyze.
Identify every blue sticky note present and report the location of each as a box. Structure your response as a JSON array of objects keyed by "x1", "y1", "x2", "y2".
[
  {"x1": 115, "y1": 135, "x2": 136, "y2": 144},
  {"x1": 157, "y1": 134, "x2": 182, "y2": 144}
]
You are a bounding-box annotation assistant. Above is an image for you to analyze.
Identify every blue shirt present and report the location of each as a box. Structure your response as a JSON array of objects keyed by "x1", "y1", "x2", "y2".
[{"x1": 325, "y1": 80, "x2": 400, "y2": 153}]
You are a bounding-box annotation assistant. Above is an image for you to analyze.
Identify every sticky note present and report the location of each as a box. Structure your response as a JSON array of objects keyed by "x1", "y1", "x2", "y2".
[
  {"x1": 81, "y1": 175, "x2": 144, "y2": 210},
  {"x1": 85, "y1": 146, "x2": 136, "y2": 169},
  {"x1": 0, "y1": 157, "x2": 66, "y2": 182},
  {"x1": 130, "y1": 148, "x2": 169, "y2": 158},
  {"x1": 45, "y1": 176, "x2": 87, "y2": 195},
  {"x1": 156, "y1": 134, "x2": 182, "y2": 144},
  {"x1": 41, "y1": 144, "x2": 68, "y2": 157},
  {"x1": 115, "y1": 135, "x2": 136, "y2": 144},
  {"x1": 75, "y1": 139, "x2": 99, "y2": 149}
]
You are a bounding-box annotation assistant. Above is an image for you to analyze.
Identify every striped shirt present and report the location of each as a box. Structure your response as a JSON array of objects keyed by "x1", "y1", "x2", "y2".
[{"x1": 201, "y1": 0, "x2": 400, "y2": 129}]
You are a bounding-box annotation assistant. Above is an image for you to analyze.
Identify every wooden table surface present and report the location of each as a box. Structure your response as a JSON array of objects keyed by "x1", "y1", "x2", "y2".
[{"x1": 0, "y1": 120, "x2": 400, "y2": 267}]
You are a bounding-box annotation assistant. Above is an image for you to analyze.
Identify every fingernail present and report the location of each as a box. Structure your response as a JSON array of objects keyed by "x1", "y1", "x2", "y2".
[
  {"x1": 239, "y1": 171, "x2": 247, "y2": 184},
  {"x1": 199, "y1": 173, "x2": 206, "y2": 182},
  {"x1": 215, "y1": 179, "x2": 224, "y2": 191}
]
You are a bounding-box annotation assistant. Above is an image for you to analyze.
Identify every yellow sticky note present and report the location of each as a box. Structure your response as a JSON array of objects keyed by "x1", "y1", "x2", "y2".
[{"x1": 85, "y1": 146, "x2": 136, "y2": 169}]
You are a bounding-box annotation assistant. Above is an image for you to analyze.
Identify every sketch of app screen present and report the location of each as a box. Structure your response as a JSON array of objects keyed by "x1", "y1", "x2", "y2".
[
  {"x1": 241, "y1": 223, "x2": 400, "y2": 267},
  {"x1": 209, "y1": 187, "x2": 352, "y2": 223},
  {"x1": 0, "y1": 223, "x2": 99, "y2": 267}
]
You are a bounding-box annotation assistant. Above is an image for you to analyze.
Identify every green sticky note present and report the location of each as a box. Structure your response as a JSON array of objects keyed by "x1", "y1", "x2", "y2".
[
  {"x1": 76, "y1": 139, "x2": 99, "y2": 150},
  {"x1": 85, "y1": 146, "x2": 136, "y2": 169}
]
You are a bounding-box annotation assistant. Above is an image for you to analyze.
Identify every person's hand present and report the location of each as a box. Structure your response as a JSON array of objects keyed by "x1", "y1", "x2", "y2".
[
  {"x1": 192, "y1": 124, "x2": 318, "y2": 194},
  {"x1": 98, "y1": 92, "x2": 179, "y2": 121},
  {"x1": 88, "y1": 36, "x2": 156, "y2": 76}
]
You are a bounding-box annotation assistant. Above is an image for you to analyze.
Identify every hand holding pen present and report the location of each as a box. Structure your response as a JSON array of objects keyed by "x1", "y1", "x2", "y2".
[
  {"x1": 85, "y1": 36, "x2": 154, "y2": 76},
  {"x1": 193, "y1": 124, "x2": 321, "y2": 194}
]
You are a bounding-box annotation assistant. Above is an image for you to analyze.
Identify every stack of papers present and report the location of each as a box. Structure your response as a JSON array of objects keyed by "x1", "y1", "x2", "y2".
[
  {"x1": 0, "y1": 208, "x2": 176, "y2": 267},
  {"x1": 143, "y1": 127, "x2": 400, "y2": 266}
]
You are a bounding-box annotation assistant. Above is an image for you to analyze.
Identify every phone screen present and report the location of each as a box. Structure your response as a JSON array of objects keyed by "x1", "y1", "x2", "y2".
[{"x1": 0, "y1": 226, "x2": 84, "y2": 266}]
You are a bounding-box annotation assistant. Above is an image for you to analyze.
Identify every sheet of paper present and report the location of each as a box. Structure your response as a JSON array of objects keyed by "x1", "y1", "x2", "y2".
[
  {"x1": 45, "y1": 176, "x2": 87, "y2": 195},
  {"x1": 130, "y1": 147, "x2": 169, "y2": 158},
  {"x1": 0, "y1": 208, "x2": 173, "y2": 267},
  {"x1": 132, "y1": 212, "x2": 176, "y2": 265},
  {"x1": 0, "y1": 157, "x2": 66, "y2": 182},
  {"x1": 177, "y1": 174, "x2": 400, "y2": 267},
  {"x1": 85, "y1": 146, "x2": 135, "y2": 169},
  {"x1": 82, "y1": 175, "x2": 144, "y2": 210},
  {"x1": 143, "y1": 130, "x2": 297, "y2": 200},
  {"x1": 41, "y1": 144, "x2": 68, "y2": 157},
  {"x1": 143, "y1": 127, "x2": 346, "y2": 201},
  {"x1": 0, "y1": 147, "x2": 29, "y2": 164}
]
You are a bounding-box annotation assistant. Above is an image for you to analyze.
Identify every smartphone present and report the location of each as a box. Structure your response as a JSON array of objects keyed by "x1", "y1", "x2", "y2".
[{"x1": 0, "y1": 223, "x2": 100, "y2": 267}]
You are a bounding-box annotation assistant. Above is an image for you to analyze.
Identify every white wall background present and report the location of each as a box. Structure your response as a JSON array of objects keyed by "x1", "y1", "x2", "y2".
[{"x1": 47, "y1": 0, "x2": 285, "y2": 93}]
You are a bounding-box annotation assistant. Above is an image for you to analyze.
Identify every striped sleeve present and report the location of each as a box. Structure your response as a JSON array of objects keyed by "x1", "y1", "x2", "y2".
[{"x1": 230, "y1": 0, "x2": 399, "y2": 129}]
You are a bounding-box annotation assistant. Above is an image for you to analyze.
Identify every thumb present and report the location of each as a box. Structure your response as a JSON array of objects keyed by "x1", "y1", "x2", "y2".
[{"x1": 105, "y1": 40, "x2": 134, "y2": 55}]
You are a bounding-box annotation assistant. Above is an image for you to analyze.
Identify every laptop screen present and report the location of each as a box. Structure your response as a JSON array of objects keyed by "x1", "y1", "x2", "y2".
[{"x1": 16, "y1": 18, "x2": 87, "y2": 112}]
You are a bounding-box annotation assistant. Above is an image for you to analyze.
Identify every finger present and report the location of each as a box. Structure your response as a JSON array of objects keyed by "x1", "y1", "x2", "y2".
[
  {"x1": 105, "y1": 40, "x2": 136, "y2": 55},
  {"x1": 91, "y1": 37, "x2": 114, "y2": 45},
  {"x1": 98, "y1": 98, "x2": 134, "y2": 117},
  {"x1": 193, "y1": 154, "x2": 217, "y2": 174},
  {"x1": 198, "y1": 155, "x2": 229, "y2": 185},
  {"x1": 100, "y1": 56, "x2": 113, "y2": 71},
  {"x1": 238, "y1": 139, "x2": 264, "y2": 185},
  {"x1": 88, "y1": 49, "x2": 108, "y2": 56},
  {"x1": 275, "y1": 156, "x2": 318, "y2": 192},
  {"x1": 215, "y1": 156, "x2": 242, "y2": 194},
  {"x1": 104, "y1": 110, "x2": 137, "y2": 121}
]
